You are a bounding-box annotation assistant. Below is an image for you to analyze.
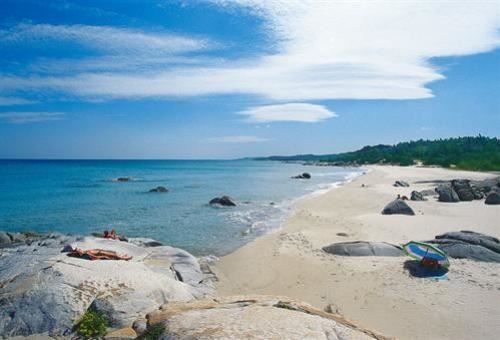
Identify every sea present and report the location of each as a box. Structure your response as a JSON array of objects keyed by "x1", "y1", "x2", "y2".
[{"x1": 0, "y1": 160, "x2": 362, "y2": 256}]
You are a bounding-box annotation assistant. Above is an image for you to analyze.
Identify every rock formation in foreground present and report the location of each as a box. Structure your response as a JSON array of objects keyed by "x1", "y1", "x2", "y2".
[
  {"x1": 0, "y1": 233, "x2": 214, "y2": 338},
  {"x1": 381, "y1": 199, "x2": 415, "y2": 215},
  {"x1": 146, "y1": 295, "x2": 390, "y2": 340}
]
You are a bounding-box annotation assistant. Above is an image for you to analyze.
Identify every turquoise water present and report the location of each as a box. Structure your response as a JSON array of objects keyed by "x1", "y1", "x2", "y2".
[{"x1": 0, "y1": 160, "x2": 361, "y2": 256}]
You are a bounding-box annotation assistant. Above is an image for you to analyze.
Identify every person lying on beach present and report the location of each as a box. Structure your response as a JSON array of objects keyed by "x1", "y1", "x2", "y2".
[{"x1": 67, "y1": 247, "x2": 132, "y2": 261}]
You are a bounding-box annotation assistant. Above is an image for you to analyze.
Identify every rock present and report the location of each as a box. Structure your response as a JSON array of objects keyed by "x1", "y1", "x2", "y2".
[
  {"x1": 0, "y1": 234, "x2": 214, "y2": 337},
  {"x1": 147, "y1": 295, "x2": 387, "y2": 340},
  {"x1": 0, "y1": 231, "x2": 11, "y2": 245},
  {"x1": 116, "y1": 177, "x2": 131, "y2": 182},
  {"x1": 209, "y1": 196, "x2": 236, "y2": 207},
  {"x1": 470, "y1": 176, "x2": 500, "y2": 194},
  {"x1": 426, "y1": 231, "x2": 500, "y2": 263},
  {"x1": 149, "y1": 186, "x2": 168, "y2": 193},
  {"x1": 393, "y1": 180, "x2": 409, "y2": 187},
  {"x1": 410, "y1": 191, "x2": 426, "y2": 201},
  {"x1": 451, "y1": 179, "x2": 474, "y2": 201},
  {"x1": 104, "y1": 327, "x2": 137, "y2": 339},
  {"x1": 436, "y1": 184, "x2": 460, "y2": 202},
  {"x1": 128, "y1": 237, "x2": 163, "y2": 247},
  {"x1": 132, "y1": 319, "x2": 147, "y2": 336},
  {"x1": 322, "y1": 241, "x2": 404, "y2": 257},
  {"x1": 381, "y1": 199, "x2": 415, "y2": 215},
  {"x1": 485, "y1": 191, "x2": 500, "y2": 205},
  {"x1": 420, "y1": 189, "x2": 437, "y2": 196},
  {"x1": 292, "y1": 172, "x2": 311, "y2": 179}
]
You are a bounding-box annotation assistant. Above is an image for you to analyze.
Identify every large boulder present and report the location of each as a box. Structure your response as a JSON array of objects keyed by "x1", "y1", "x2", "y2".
[
  {"x1": 470, "y1": 176, "x2": 500, "y2": 195},
  {"x1": 451, "y1": 179, "x2": 474, "y2": 201},
  {"x1": 0, "y1": 234, "x2": 214, "y2": 337},
  {"x1": 322, "y1": 241, "x2": 404, "y2": 257},
  {"x1": 410, "y1": 190, "x2": 426, "y2": 201},
  {"x1": 427, "y1": 231, "x2": 500, "y2": 263},
  {"x1": 381, "y1": 199, "x2": 415, "y2": 215},
  {"x1": 147, "y1": 296, "x2": 387, "y2": 340},
  {"x1": 393, "y1": 180, "x2": 409, "y2": 187},
  {"x1": 292, "y1": 172, "x2": 311, "y2": 179},
  {"x1": 485, "y1": 191, "x2": 500, "y2": 205},
  {"x1": 209, "y1": 196, "x2": 236, "y2": 207},
  {"x1": 149, "y1": 186, "x2": 168, "y2": 193},
  {"x1": 436, "y1": 184, "x2": 460, "y2": 202}
]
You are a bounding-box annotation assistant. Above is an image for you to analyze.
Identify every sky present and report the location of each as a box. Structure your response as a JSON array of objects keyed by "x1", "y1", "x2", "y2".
[{"x1": 0, "y1": 0, "x2": 499, "y2": 159}]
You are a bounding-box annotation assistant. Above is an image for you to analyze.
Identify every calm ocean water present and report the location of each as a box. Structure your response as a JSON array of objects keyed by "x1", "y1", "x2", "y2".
[{"x1": 0, "y1": 160, "x2": 361, "y2": 256}]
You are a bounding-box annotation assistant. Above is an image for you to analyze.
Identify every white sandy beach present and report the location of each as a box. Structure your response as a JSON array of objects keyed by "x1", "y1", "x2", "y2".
[{"x1": 214, "y1": 166, "x2": 500, "y2": 340}]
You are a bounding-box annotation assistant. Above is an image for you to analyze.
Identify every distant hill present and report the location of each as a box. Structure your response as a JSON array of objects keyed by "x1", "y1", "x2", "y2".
[{"x1": 255, "y1": 136, "x2": 500, "y2": 171}]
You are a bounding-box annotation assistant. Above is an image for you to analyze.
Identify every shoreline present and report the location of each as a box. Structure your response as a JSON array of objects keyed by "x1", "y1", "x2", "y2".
[{"x1": 213, "y1": 165, "x2": 500, "y2": 339}]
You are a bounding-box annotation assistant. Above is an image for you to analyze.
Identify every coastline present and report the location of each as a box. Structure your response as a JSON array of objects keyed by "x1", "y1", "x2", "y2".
[{"x1": 213, "y1": 165, "x2": 500, "y2": 339}]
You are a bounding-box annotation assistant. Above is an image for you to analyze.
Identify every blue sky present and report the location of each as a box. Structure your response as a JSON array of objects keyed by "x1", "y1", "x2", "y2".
[{"x1": 0, "y1": 0, "x2": 499, "y2": 159}]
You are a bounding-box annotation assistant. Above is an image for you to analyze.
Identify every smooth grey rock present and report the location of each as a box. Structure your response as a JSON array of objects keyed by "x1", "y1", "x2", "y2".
[
  {"x1": 427, "y1": 231, "x2": 500, "y2": 263},
  {"x1": 393, "y1": 180, "x2": 409, "y2": 187},
  {"x1": 322, "y1": 241, "x2": 404, "y2": 257},
  {"x1": 209, "y1": 196, "x2": 236, "y2": 207},
  {"x1": 436, "y1": 184, "x2": 460, "y2": 202},
  {"x1": 149, "y1": 186, "x2": 168, "y2": 193},
  {"x1": 0, "y1": 234, "x2": 213, "y2": 337},
  {"x1": 410, "y1": 190, "x2": 426, "y2": 201},
  {"x1": 485, "y1": 191, "x2": 500, "y2": 205},
  {"x1": 451, "y1": 179, "x2": 474, "y2": 201},
  {"x1": 0, "y1": 232, "x2": 11, "y2": 245},
  {"x1": 128, "y1": 237, "x2": 163, "y2": 247},
  {"x1": 132, "y1": 319, "x2": 147, "y2": 336},
  {"x1": 381, "y1": 199, "x2": 415, "y2": 215}
]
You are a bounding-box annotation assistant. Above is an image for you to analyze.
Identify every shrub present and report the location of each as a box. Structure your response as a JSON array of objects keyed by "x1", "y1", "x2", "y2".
[
  {"x1": 76, "y1": 310, "x2": 108, "y2": 338},
  {"x1": 137, "y1": 323, "x2": 166, "y2": 340}
]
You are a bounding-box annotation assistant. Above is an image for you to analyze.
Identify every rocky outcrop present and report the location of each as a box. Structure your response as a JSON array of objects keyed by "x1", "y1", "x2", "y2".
[
  {"x1": 0, "y1": 234, "x2": 214, "y2": 337},
  {"x1": 116, "y1": 177, "x2": 131, "y2": 182},
  {"x1": 149, "y1": 186, "x2": 168, "y2": 193},
  {"x1": 436, "y1": 184, "x2": 460, "y2": 202},
  {"x1": 381, "y1": 199, "x2": 415, "y2": 215},
  {"x1": 393, "y1": 180, "x2": 409, "y2": 187},
  {"x1": 410, "y1": 190, "x2": 426, "y2": 201},
  {"x1": 323, "y1": 241, "x2": 404, "y2": 257},
  {"x1": 471, "y1": 176, "x2": 500, "y2": 195},
  {"x1": 146, "y1": 295, "x2": 390, "y2": 340},
  {"x1": 292, "y1": 172, "x2": 311, "y2": 179},
  {"x1": 427, "y1": 231, "x2": 500, "y2": 263},
  {"x1": 485, "y1": 191, "x2": 500, "y2": 205},
  {"x1": 209, "y1": 196, "x2": 236, "y2": 207},
  {"x1": 451, "y1": 179, "x2": 474, "y2": 201}
]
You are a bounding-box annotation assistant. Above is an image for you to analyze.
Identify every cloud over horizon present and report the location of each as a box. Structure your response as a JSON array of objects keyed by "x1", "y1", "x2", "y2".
[{"x1": 0, "y1": 111, "x2": 65, "y2": 124}]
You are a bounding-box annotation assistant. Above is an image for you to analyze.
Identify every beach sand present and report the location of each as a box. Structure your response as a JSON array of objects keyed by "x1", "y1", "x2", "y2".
[{"x1": 214, "y1": 166, "x2": 500, "y2": 339}]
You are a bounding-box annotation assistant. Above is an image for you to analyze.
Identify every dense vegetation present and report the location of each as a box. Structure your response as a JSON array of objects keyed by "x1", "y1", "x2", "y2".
[
  {"x1": 75, "y1": 310, "x2": 108, "y2": 338},
  {"x1": 256, "y1": 136, "x2": 500, "y2": 171}
]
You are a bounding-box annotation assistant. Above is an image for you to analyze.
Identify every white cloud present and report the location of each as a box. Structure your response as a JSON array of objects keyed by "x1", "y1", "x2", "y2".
[
  {"x1": 1, "y1": 1, "x2": 499, "y2": 102},
  {"x1": 208, "y1": 135, "x2": 269, "y2": 143},
  {"x1": 0, "y1": 112, "x2": 64, "y2": 124},
  {"x1": 0, "y1": 97, "x2": 36, "y2": 106},
  {"x1": 0, "y1": 23, "x2": 211, "y2": 55},
  {"x1": 239, "y1": 103, "x2": 336, "y2": 123}
]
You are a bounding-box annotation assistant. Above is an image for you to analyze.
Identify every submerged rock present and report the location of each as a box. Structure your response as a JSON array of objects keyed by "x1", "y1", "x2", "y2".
[
  {"x1": 209, "y1": 196, "x2": 236, "y2": 207},
  {"x1": 116, "y1": 177, "x2": 131, "y2": 182},
  {"x1": 147, "y1": 295, "x2": 387, "y2": 339},
  {"x1": 322, "y1": 241, "x2": 404, "y2": 257},
  {"x1": 0, "y1": 234, "x2": 214, "y2": 337},
  {"x1": 393, "y1": 180, "x2": 409, "y2": 187},
  {"x1": 485, "y1": 191, "x2": 500, "y2": 205},
  {"x1": 381, "y1": 199, "x2": 415, "y2": 215},
  {"x1": 149, "y1": 186, "x2": 168, "y2": 193},
  {"x1": 292, "y1": 172, "x2": 311, "y2": 179},
  {"x1": 436, "y1": 184, "x2": 460, "y2": 202}
]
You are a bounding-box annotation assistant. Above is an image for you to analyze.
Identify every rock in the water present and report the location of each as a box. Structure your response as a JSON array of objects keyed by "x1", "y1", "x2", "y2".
[
  {"x1": 451, "y1": 179, "x2": 474, "y2": 201},
  {"x1": 485, "y1": 191, "x2": 500, "y2": 205},
  {"x1": 149, "y1": 186, "x2": 168, "y2": 193},
  {"x1": 381, "y1": 199, "x2": 415, "y2": 215},
  {"x1": 209, "y1": 196, "x2": 236, "y2": 207},
  {"x1": 322, "y1": 241, "x2": 404, "y2": 257},
  {"x1": 147, "y1": 295, "x2": 387, "y2": 340},
  {"x1": 393, "y1": 180, "x2": 409, "y2": 187},
  {"x1": 116, "y1": 177, "x2": 131, "y2": 182},
  {"x1": 292, "y1": 172, "x2": 311, "y2": 179},
  {"x1": 0, "y1": 234, "x2": 214, "y2": 337},
  {"x1": 436, "y1": 184, "x2": 459, "y2": 202},
  {"x1": 410, "y1": 190, "x2": 426, "y2": 201},
  {"x1": 427, "y1": 230, "x2": 500, "y2": 263}
]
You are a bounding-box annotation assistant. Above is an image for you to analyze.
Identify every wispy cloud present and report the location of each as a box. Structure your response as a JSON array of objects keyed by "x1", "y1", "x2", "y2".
[
  {"x1": 239, "y1": 103, "x2": 336, "y2": 123},
  {"x1": 208, "y1": 135, "x2": 269, "y2": 143},
  {"x1": 1, "y1": 1, "x2": 499, "y2": 102},
  {"x1": 0, "y1": 112, "x2": 64, "y2": 124},
  {"x1": 0, "y1": 97, "x2": 36, "y2": 106}
]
